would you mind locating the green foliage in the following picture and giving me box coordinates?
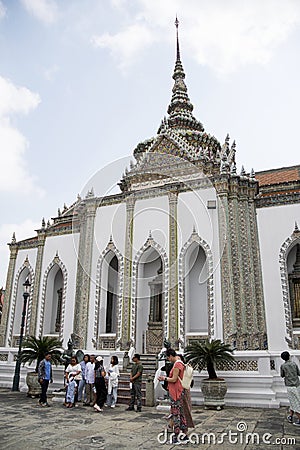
[184,339,235,379]
[19,335,63,372]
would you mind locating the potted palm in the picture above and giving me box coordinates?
[185,339,235,410]
[19,335,63,397]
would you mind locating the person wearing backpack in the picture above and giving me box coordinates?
[179,354,194,429]
[158,349,189,445]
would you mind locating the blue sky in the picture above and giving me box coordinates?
[0,0,300,286]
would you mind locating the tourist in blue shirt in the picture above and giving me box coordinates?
[38,352,53,407]
[78,354,90,402]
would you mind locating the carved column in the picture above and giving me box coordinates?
[28,230,46,336]
[237,181,257,349]
[215,176,236,344]
[168,190,179,345]
[0,243,18,346]
[228,176,247,337]
[73,198,97,348]
[122,196,135,348]
[247,182,267,348]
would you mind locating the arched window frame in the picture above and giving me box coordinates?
[178,231,214,346]
[39,253,68,339]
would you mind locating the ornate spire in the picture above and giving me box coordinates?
[165,17,204,132]
[175,16,180,62]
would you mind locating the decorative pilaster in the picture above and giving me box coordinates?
[28,230,46,336]
[247,184,267,348]
[168,190,179,345]
[121,196,135,348]
[237,181,257,348]
[228,177,247,337]
[216,172,267,350]
[73,198,97,348]
[215,176,237,344]
[0,241,18,346]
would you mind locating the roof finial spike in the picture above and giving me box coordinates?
[175,15,180,62]
[294,221,299,233]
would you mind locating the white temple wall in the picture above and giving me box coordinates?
[133,196,169,256]
[87,202,126,350]
[177,188,217,247]
[177,188,223,339]
[37,233,79,346]
[257,204,300,351]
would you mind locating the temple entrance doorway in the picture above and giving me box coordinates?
[136,247,164,354]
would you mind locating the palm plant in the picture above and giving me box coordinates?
[185,339,235,379]
[19,335,63,372]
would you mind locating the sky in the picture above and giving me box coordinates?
[0,0,300,286]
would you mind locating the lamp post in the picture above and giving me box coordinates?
[12,278,31,391]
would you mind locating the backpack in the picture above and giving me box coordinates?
[179,363,194,389]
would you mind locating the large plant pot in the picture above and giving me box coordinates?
[201,379,227,410]
[26,372,41,398]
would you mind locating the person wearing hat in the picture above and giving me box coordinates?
[93,356,107,412]
[126,353,143,412]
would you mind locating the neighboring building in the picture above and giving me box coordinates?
[0,23,299,407]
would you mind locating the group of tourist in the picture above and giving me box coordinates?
[64,353,120,412]
[37,347,300,444]
[37,352,120,411]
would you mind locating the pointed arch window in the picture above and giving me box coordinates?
[106,255,118,333]
[13,268,31,336]
[185,243,208,334]
[43,265,63,335]
[289,243,300,328]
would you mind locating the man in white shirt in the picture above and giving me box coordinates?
[84,354,95,406]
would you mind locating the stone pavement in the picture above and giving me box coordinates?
[0,388,299,450]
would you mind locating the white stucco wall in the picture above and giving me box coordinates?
[36,233,79,346]
[177,188,223,339]
[88,202,126,349]
[257,203,300,350]
[133,196,169,255]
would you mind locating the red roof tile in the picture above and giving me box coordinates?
[256,166,300,186]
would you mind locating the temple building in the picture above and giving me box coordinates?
[0,22,299,407]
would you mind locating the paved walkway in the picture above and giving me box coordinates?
[0,388,299,449]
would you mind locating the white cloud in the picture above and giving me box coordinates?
[21,0,58,25]
[0,1,6,19]
[0,219,40,286]
[91,23,155,72]
[92,0,300,74]
[0,75,44,196]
